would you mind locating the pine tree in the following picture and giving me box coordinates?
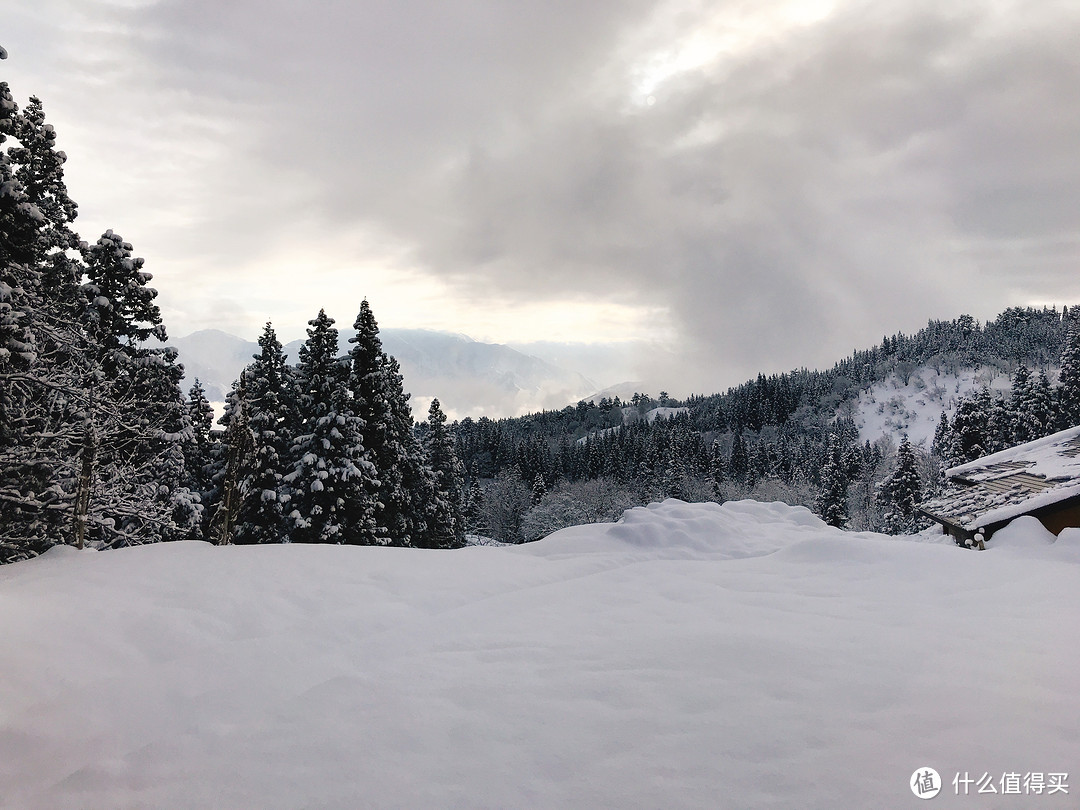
[816,434,849,528]
[709,439,725,500]
[76,231,192,547]
[182,378,216,539]
[1029,370,1055,440]
[421,397,464,548]
[232,323,296,545]
[660,449,685,499]
[2,61,192,560]
[347,299,428,546]
[985,392,1013,453]
[728,431,749,485]
[877,436,923,534]
[211,380,254,545]
[462,477,483,536]
[0,79,86,560]
[531,472,547,506]
[1010,364,1037,443]
[948,390,990,464]
[286,309,378,544]
[1058,326,1080,428]
[931,411,950,460]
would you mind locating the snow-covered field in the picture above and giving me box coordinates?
[2,500,1079,809]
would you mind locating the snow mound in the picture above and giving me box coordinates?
[527,498,829,560]
[990,515,1058,549]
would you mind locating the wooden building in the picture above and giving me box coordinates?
[918,425,1080,548]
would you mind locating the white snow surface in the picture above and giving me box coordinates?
[2,499,1079,809]
[850,366,1014,448]
[643,405,689,423]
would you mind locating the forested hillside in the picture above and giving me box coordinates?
[455,308,1080,542]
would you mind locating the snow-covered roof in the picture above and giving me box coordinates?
[919,425,1080,531]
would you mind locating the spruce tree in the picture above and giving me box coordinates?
[287,309,378,544]
[1029,370,1055,440]
[347,299,428,546]
[816,434,849,528]
[1009,364,1033,443]
[877,436,922,534]
[1058,326,1080,428]
[531,473,547,506]
[948,390,990,464]
[77,231,192,547]
[182,378,216,539]
[985,392,1013,453]
[0,78,85,559]
[709,439,725,500]
[728,431,749,485]
[421,397,464,548]
[232,323,295,545]
[931,411,950,460]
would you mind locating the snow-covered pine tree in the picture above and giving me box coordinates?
[77,230,194,547]
[287,309,378,544]
[877,436,923,534]
[816,434,849,528]
[709,439,725,500]
[10,96,79,263]
[931,411,950,460]
[181,378,216,539]
[232,323,296,545]
[1029,370,1056,440]
[0,81,84,560]
[210,378,256,545]
[948,389,990,464]
[421,397,465,548]
[660,448,686,499]
[985,391,1013,453]
[728,431,749,485]
[531,472,547,506]
[462,476,483,535]
[1058,326,1080,428]
[347,299,428,546]
[1010,364,1036,443]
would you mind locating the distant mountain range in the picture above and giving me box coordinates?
[170,328,614,419]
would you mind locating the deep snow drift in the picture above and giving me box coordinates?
[2,500,1079,809]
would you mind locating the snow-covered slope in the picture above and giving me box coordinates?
[2,500,1078,809]
[849,365,1019,448]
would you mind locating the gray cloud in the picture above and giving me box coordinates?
[6,0,1080,396]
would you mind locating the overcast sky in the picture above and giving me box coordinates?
[5,0,1080,395]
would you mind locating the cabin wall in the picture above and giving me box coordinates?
[1037,501,1080,536]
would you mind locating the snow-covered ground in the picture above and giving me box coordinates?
[850,366,1016,448]
[2,500,1079,809]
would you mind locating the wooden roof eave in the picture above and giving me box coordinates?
[916,507,973,537]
